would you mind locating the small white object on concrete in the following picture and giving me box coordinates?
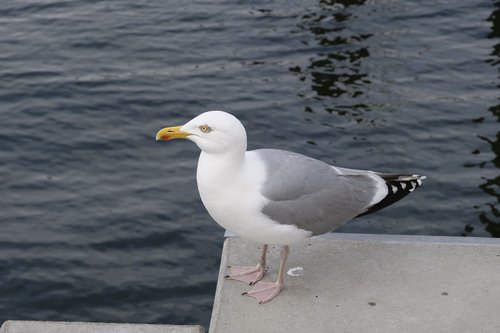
[286,267,304,277]
[0,321,204,333]
[210,233,500,333]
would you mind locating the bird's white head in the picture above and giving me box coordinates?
[156,111,247,154]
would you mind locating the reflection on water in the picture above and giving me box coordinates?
[475,3,500,237]
[291,0,371,121]
[292,0,499,237]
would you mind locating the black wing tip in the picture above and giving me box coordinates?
[356,173,425,218]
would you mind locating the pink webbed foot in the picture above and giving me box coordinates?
[243,281,283,304]
[225,264,265,285]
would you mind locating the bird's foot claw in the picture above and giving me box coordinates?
[225,265,265,284]
[243,281,283,304]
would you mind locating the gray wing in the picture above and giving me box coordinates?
[256,149,381,236]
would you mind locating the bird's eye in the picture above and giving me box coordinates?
[199,125,212,133]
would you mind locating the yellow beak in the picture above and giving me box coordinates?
[155,126,191,141]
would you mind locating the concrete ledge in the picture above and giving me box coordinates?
[0,321,204,333]
[210,233,500,333]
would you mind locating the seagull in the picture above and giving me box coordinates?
[156,111,425,304]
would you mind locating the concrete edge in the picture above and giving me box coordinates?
[0,320,205,333]
[208,238,231,333]
[224,230,500,246]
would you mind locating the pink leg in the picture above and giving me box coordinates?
[225,244,268,285]
[243,245,289,304]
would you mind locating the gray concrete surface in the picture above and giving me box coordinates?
[210,233,500,333]
[0,321,204,333]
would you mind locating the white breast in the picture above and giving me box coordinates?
[196,151,311,245]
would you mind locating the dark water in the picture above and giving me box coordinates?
[1,0,498,328]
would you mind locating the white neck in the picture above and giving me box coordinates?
[197,150,245,182]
